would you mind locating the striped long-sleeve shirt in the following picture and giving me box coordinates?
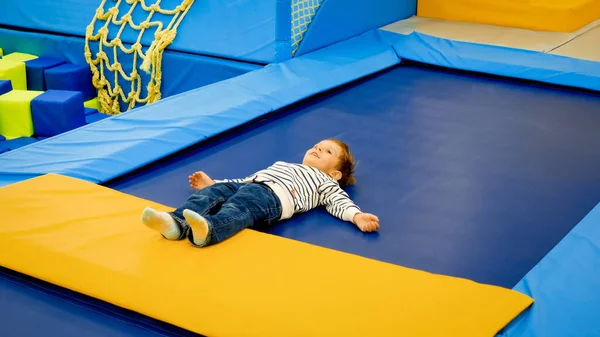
[215,161,361,222]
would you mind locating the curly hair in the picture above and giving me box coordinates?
[328,139,356,187]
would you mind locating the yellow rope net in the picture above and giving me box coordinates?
[291,0,323,56]
[84,0,195,115]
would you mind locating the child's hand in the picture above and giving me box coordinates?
[189,171,216,190]
[353,212,380,232]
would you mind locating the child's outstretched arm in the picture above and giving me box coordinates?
[318,181,380,232]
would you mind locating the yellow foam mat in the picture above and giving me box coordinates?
[0,174,533,337]
[418,0,600,33]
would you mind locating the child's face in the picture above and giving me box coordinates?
[302,140,343,180]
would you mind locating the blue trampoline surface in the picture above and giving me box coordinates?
[3,63,600,337]
[0,268,197,337]
[108,63,600,288]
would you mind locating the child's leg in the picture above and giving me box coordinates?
[184,183,282,247]
[142,182,242,240]
[171,182,242,222]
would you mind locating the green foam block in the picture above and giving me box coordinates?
[2,52,38,62]
[84,97,101,111]
[0,59,27,90]
[0,90,44,139]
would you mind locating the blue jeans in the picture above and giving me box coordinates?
[169,182,282,247]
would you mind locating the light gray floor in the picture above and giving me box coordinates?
[381,16,600,61]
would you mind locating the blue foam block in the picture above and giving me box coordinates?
[84,107,98,116]
[0,80,11,95]
[85,112,110,124]
[0,137,37,153]
[0,135,5,141]
[25,57,66,91]
[31,90,86,137]
[44,64,96,100]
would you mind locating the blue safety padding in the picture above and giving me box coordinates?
[44,64,97,101]
[274,0,293,62]
[25,57,66,91]
[0,27,261,102]
[31,90,86,137]
[0,0,284,63]
[0,29,400,187]
[0,79,11,95]
[499,203,600,337]
[0,137,38,153]
[295,0,415,56]
[381,31,600,92]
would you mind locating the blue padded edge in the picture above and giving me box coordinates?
[274,0,293,63]
[498,202,600,337]
[380,31,600,92]
[295,0,415,57]
[0,29,400,187]
[0,27,261,101]
[0,0,280,64]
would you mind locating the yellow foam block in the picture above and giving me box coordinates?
[0,59,27,90]
[2,52,38,62]
[0,174,533,337]
[418,0,600,33]
[0,48,3,57]
[0,90,43,139]
[84,97,101,110]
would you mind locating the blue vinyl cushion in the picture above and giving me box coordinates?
[24,57,65,91]
[44,64,96,100]
[31,90,86,137]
